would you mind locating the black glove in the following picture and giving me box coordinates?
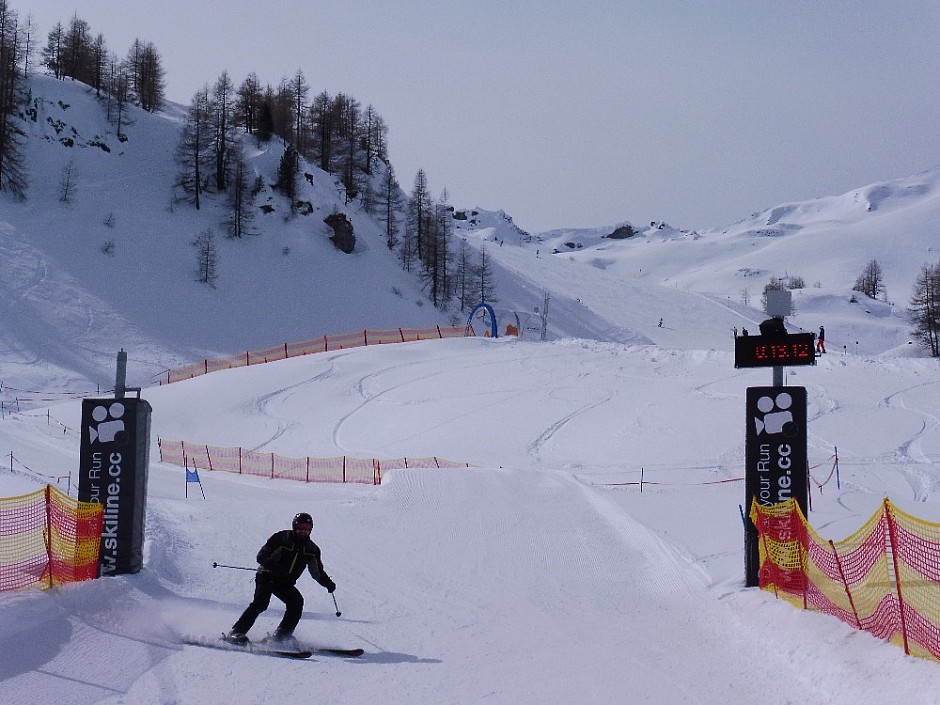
[325,578,336,593]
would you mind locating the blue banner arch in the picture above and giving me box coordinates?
[468,303,498,338]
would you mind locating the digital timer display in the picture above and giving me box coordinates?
[734,333,817,369]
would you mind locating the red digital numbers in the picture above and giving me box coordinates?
[735,333,817,368]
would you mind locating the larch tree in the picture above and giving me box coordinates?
[175,86,213,209]
[853,259,886,300]
[225,148,254,238]
[289,69,309,154]
[909,261,940,357]
[0,1,27,198]
[236,72,262,135]
[126,38,165,112]
[376,159,402,249]
[193,228,219,287]
[210,71,237,192]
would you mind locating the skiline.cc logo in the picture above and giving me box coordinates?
[753,392,796,436]
[88,402,127,445]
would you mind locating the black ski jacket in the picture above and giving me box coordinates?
[255,530,334,589]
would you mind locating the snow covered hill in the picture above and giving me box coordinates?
[2,74,937,404]
[1,72,940,705]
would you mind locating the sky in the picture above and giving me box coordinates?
[3,71,940,704]
[18,0,940,233]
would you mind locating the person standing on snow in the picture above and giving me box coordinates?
[816,326,826,354]
[226,512,336,646]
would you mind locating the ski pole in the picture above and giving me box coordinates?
[212,562,256,571]
[332,593,342,617]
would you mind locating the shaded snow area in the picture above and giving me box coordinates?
[1,75,940,704]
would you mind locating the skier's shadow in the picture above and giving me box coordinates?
[318,651,441,665]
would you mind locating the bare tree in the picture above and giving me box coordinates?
[176,86,213,209]
[126,38,165,112]
[377,159,402,249]
[40,21,63,78]
[0,2,27,198]
[193,228,219,287]
[235,72,262,135]
[853,258,886,300]
[210,70,237,191]
[105,52,131,138]
[407,169,431,264]
[476,242,497,304]
[909,261,940,356]
[334,93,361,203]
[275,143,299,211]
[225,148,254,238]
[309,90,334,172]
[289,68,309,153]
[58,159,76,202]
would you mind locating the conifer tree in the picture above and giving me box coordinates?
[275,143,299,211]
[0,1,27,198]
[176,87,213,209]
[909,261,940,356]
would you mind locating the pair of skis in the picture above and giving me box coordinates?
[184,635,363,660]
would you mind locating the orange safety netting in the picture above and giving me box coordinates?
[751,497,940,661]
[0,485,104,592]
[156,325,470,385]
[158,438,470,486]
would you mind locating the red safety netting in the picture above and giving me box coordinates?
[156,325,470,385]
[752,497,940,661]
[158,438,470,486]
[0,485,103,592]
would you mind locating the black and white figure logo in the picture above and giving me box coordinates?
[744,385,808,586]
[752,392,797,437]
[88,401,128,445]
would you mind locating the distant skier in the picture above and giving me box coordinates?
[816,326,826,354]
[226,512,336,647]
[658,318,663,328]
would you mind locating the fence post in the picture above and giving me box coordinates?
[884,499,910,655]
[270,453,275,479]
[364,330,368,346]
[796,503,809,610]
[206,445,214,472]
[306,456,310,483]
[238,447,243,474]
[44,485,54,589]
[834,447,840,489]
[399,328,405,342]
[342,456,347,483]
[829,539,862,629]
[284,342,289,359]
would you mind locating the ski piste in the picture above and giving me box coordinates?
[182,635,312,660]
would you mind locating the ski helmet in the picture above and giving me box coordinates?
[292,512,314,531]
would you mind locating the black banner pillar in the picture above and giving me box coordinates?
[744,386,807,587]
[77,397,152,575]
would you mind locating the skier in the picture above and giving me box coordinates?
[226,512,336,647]
[816,326,826,354]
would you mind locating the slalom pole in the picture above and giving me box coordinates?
[212,562,256,571]
[332,593,342,617]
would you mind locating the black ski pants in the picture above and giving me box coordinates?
[231,576,305,636]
